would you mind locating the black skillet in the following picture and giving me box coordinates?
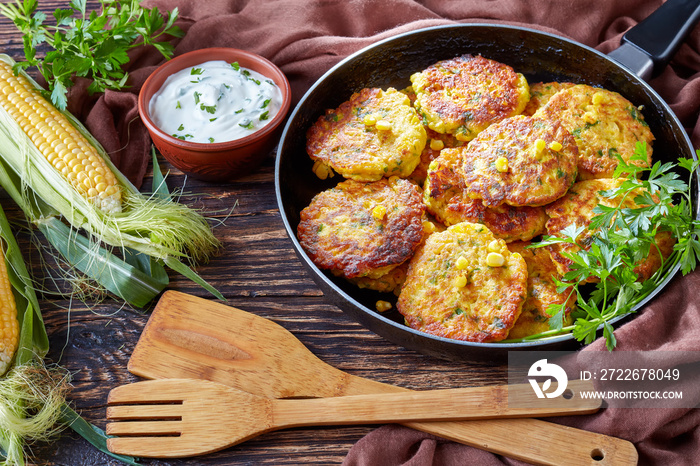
[275,0,700,362]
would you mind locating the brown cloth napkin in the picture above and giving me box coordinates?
[66,0,700,464]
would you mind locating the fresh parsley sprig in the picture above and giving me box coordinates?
[512,143,700,350]
[0,0,184,109]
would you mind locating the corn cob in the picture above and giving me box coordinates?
[0,60,122,214]
[0,242,19,375]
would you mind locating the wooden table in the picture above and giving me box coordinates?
[0,4,510,465]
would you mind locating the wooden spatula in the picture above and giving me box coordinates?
[128,291,638,465]
[106,378,600,458]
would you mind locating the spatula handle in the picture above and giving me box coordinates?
[339,373,637,466]
[271,380,599,427]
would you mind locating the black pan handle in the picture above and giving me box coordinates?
[608,0,700,81]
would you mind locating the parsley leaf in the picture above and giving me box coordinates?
[515,144,700,351]
[200,104,216,115]
[0,0,184,109]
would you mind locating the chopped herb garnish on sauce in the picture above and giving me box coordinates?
[191,67,204,75]
[200,104,217,114]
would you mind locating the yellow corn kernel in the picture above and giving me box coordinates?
[534,138,546,152]
[487,240,501,253]
[0,246,19,376]
[372,204,387,220]
[376,300,392,313]
[592,92,605,106]
[454,274,468,288]
[312,159,334,180]
[375,120,392,131]
[455,255,469,270]
[486,252,505,267]
[583,111,597,124]
[363,114,377,126]
[429,138,444,151]
[549,141,563,152]
[0,60,122,213]
[495,156,509,173]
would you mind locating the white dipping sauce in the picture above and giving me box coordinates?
[148,60,283,144]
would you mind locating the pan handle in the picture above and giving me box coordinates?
[608,0,700,81]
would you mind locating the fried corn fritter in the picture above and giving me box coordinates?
[348,253,410,295]
[545,178,675,282]
[534,84,654,180]
[407,127,466,186]
[306,87,426,181]
[397,222,528,342]
[423,147,547,242]
[506,241,576,339]
[347,218,443,295]
[461,115,579,208]
[410,54,530,141]
[522,81,575,116]
[297,177,426,279]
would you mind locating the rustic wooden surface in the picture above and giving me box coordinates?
[0,3,510,465]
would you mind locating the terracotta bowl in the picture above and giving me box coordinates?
[138,47,291,181]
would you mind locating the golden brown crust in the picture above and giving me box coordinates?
[297,177,426,279]
[345,218,444,295]
[306,87,426,181]
[423,147,547,242]
[506,241,576,339]
[534,84,654,180]
[397,222,528,342]
[461,115,579,207]
[410,55,530,140]
[347,259,410,295]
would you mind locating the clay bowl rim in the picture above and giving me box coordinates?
[138,46,292,154]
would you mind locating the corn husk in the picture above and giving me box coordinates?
[0,201,137,465]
